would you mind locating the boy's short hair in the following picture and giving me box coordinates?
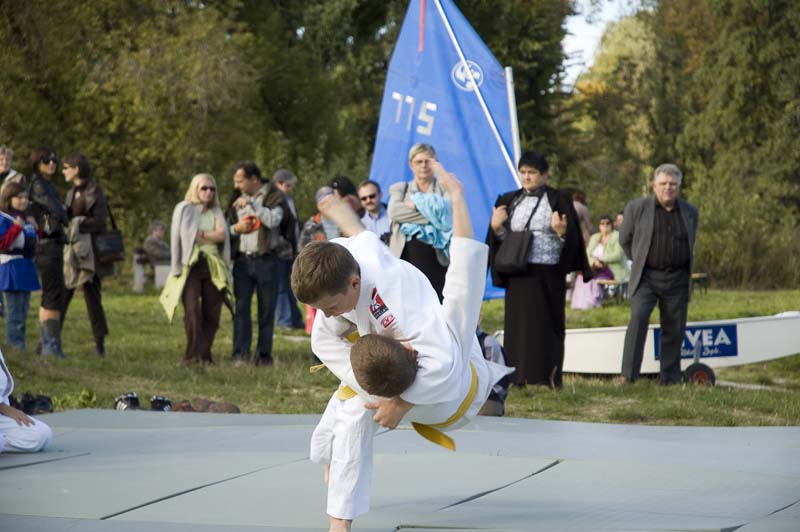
[291,240,360,303]
[351,334,417,397]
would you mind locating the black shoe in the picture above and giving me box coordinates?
[20,393,53,415]
[150,395,172,411]
[231,352,250,367]
[95,338,106,357]
[254,356,273,367]
[114,392,140,410]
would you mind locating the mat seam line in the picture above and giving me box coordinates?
[436,458,562,511]
[99,457,307,520]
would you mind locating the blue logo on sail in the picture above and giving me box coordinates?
[368,0,519,299]
[451,60,484,91]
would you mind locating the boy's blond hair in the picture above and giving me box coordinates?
[350,334,417,397]
[291,240,360,304]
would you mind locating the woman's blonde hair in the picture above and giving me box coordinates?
[408,143,436,162]
[185,173,220,207]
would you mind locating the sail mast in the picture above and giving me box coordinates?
[504,66,521,167]
[432,0,520,186]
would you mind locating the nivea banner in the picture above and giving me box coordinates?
[369,0,519,298]
[654,324,739,360]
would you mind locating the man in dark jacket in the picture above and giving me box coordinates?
[272,169,304,330]
[225,161,291,366]
[619,163,699,384]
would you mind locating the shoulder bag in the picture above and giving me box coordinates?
[95,204,125,264]
[493,195,542,275]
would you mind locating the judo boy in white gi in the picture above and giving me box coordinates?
[0,348,53,454]
[291,162,511,531]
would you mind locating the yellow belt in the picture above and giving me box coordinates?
[331,362,477,452]
[410,362,477,451]
[311,330,477,451]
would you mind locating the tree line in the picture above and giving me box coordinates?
[1,0,797,287]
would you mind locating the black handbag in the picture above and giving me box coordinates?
[95,205,125,264]
[493,196,541,275]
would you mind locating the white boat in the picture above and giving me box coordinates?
[498,312,800,375]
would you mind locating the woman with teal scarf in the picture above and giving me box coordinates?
[160,173,233,365]
[387,144,452,302]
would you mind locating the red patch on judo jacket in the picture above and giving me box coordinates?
[380,314,396,328]
[369,288,389,319]
[370,288,396,329]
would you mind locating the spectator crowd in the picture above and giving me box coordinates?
[0,140,697,456]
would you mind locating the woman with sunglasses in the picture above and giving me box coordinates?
[159,174,232,365]
[28,147,68,358]
[61,153,111,356]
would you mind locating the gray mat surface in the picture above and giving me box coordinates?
[1,410,798,531]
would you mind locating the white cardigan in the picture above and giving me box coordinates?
[169,201,230,276]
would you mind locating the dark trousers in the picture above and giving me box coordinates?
[232,253,278,362]
[4,291,30,349]
[621,268,689,384]
[400,237,447,303]
[182,257,223,363]
[275,256,304,329]
[62,275,109,342]
[504,264,566,388]
[35,239,66,311]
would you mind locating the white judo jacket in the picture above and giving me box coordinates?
[310,232,512,519]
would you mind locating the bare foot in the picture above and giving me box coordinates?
[329,516,352,531]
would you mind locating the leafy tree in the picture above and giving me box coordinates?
[677,0,800,287]
[563,13,657,217]
[0,0,263,231]
[0,0,581,246]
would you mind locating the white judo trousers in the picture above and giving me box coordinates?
[0,349,53,454]
[310,234,512,519]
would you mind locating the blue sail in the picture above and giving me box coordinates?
[368,0,519,299]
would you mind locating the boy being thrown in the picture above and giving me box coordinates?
[291,162,512,531]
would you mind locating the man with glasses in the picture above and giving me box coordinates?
[225,161,289,366]
[356,180,390,244]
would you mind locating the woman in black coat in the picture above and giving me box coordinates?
[28,147,69,357]
[61,153,111,356]
[486,151,592,388]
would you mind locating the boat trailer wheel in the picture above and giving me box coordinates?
[684,363,716,385]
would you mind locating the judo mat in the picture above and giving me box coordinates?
[1,410,798,531]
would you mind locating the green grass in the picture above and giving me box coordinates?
[6,286,800,426]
